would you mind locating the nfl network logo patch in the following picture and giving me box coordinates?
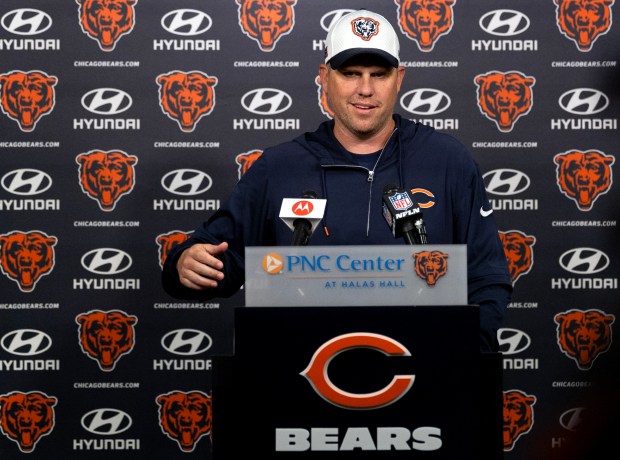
[390,192,413,210]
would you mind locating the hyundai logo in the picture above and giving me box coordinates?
[1,168,52,196]
[320,9,355,32]
[559,248,609,275]
[558,88,609,115]
[483,169,530,196]
[241,88,292,115]
[559,407,585,432]
[81,248,132,275]
[161,329,212,356]
[497,328,531,355]
[81,88,132,115]
[161,169,212,196]
[1,329,52,356]
[81,409,132,436]
[161,9,212,36]
[479,10,529,36]
[400,89,450,115]
[1,9,52,36]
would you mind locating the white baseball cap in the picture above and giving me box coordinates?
[324,9,400,69]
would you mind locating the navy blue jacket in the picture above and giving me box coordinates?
[162,115,512,351]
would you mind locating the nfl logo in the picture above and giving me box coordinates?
[389,192,413,210]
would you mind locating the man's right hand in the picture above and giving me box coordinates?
[176,242,228,290]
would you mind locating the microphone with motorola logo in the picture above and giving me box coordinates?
[382,184,428,245]
[279,191,327,246]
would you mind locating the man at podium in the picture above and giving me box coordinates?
[161,9,512,352]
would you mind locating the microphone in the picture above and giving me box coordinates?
[382,184,428,245]
[279,191,327,246]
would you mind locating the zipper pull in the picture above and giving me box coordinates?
[367,170,374,182]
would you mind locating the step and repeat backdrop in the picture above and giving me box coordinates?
[0,1,618,459]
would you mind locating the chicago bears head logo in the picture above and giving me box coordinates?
[236,0,297,51]
[76,0,138,51]
[499,230,535,284]
[0,391,57,453]
[395,0,457,52]
[555,309,614,370]
[156,230,192,269]
[351,16,379,40]
[503,389,536,451]
[156,71,218,132]
[76,150,138,211]
[554,150,614,211]
[235,149,263,179]
[554,0,615,51]
[475,71,535,133]
[413,250,448,286]
[156,390,212,452]
[0,70,57,132]
[0,230,57,292]
[315,75,333,119]
[76,309,138,371]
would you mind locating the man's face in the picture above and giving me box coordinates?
[319,55,405,142]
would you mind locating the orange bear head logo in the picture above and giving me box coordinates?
[0,70,57,132]
[0,230,57,292]
[76,150,138,211]
[554,0,614,51]
[503,389,536,451]
[76,0,138,51]
[475,71,535,133]
[156,390,212,452]
[76,309,138,371]
[395,0,457,52]
[236,0,297,51]
[0,391,57,453]
[499,230,535,284]
[315,75,334,119]
[413,250,448,286]
[235,149,263,179]
[554,150,614,211]
[156,71,218,132]
[555,309,614,370]
[156,230,192,269]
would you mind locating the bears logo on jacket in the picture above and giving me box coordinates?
[503,389,536,451]
[156,390,212,452]
[475,71,535,133]
[156,230,192,269]
[76,309,138,371]
[499,230,535,284]
[236,0,296,51]
[0,391,57,453]
[395,0,457,52]
[554,0,615,51]
[76,150,138,211]
[413,250,448,286]
[0,230,57,292]
[235,149,263,179]
[156,71,218,132]
[76,0,138,51]
[554,150,614,211]
[554,308,614,370]
[0,70,57,132]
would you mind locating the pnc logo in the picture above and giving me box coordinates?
[400,88,450,115]
[81,248,132,275]
[161,329,212,356]
[262,252,283,274]
[241,88,292,115]
[301,332,414,409]
[161,169,212,196]
[479,9,530,36]
[483,169,530,196]
[320,9,354,32]
[1,329,52,356]
[292,200,313,216]
[81,88,132,115]
[558,88,609,115]
[1,169,52,196]
[497,328,531,355]
[1,9,52,35]
[81,408,132,435]
[161,9,212,36]
[559,248,609,275]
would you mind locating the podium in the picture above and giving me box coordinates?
[212,246,503,459]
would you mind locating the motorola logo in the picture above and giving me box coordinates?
[1,9,52,35]
[161,169,212,196]
[558,88,609,115]
[81,409,132,436]
[81,248,132,275]
[1,168,52,195]
[320,9,355,32]
[241,88,292,115]
[483,169,530,196]
[1,329,52,356]
[559,248,609,275]
[81,88,132,115]
[400,89,450,115]
[479,10,529,36]
[497,328,531,355]
[161,329,212,356]
[161,9,212,36]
